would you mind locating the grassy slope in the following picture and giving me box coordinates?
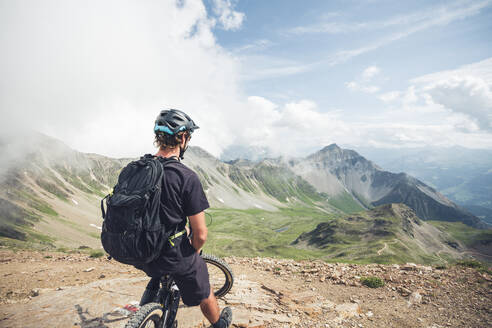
[292,206,441,265]
[327,191,365,214]
[203,205,491,265]
[203,206,332,260]
[428,221,492,249]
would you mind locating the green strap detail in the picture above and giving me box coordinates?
[168,230,186,247]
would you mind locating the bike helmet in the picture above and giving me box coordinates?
[154,109,199,135]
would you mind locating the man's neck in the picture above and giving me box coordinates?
[155,147,180,160]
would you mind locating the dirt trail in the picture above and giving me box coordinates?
[376,243,387,256]
[0,250,491,328]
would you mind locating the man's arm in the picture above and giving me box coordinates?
[188,211,208,253]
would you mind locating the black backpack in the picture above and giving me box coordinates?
[100,154,178,266]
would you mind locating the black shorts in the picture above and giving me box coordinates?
[138,234,211,306]
[172,255,210,306]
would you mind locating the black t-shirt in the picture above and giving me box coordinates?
[159,159,210,232]
[138,158,209,277]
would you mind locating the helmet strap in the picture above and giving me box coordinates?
[178,134,190,160]
[179,144,187,160]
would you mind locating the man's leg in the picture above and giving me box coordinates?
[199,289,220,323]
[200,289,232,328]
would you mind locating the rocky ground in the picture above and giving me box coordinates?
[0,250,490,328]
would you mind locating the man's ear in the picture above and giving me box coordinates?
[180,133,188,147]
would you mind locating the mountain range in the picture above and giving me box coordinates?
[221,144,492,225]
[0,132,489,262]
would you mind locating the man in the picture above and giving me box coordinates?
[138,109,232,328]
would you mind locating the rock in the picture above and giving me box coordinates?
[331,270,341,280]
[402,263,417,271]
[301,305,322,317]
[408,292,422,307]
[29,289,40,297]
[397,286,412,296]
[366,311,374,318]
[83,267,95,272]
[98,274,106,279]
[335,303,361,318]
[321,300,336,310]
[419,265,433,272]
[260,284,278,295]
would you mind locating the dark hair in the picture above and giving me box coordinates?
[154,131,188,149]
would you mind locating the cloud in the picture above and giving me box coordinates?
[398,57,492,131]
[346,82,380,94]
[0,0,245,158]
[411,57,492,85]
[233,39,272,53]
[1,1,491,163]
[225,97,352,156]
[238,55,314,81]
[289,0,491,36]
[212,0,245,31]
[346,66,381,94]
[325,0,492,66]
[362,66,380,80]
[424,76,492,131]
[379,91,401,103]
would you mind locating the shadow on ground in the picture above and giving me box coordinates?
[75,304,129,328]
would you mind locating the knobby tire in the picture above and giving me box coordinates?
[124,303,164,328]
[201,253,234,298]
[125,254,233,328]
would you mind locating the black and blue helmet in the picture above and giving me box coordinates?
[154,109,199,135]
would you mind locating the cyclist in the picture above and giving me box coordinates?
[137,109,232,328]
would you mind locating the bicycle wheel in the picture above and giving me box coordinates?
[202,253,234,298]
[124,303,165,328]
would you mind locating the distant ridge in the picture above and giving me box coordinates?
[0,133,487,252]
[290,144,486,228]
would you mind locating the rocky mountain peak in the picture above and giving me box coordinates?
[309,144,361,161]
[321,143,342,152]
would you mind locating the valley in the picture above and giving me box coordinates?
[0,132,491,266]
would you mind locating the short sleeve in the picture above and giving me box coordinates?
[183,172,210,216]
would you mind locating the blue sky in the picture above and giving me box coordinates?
[1,0,491,157]
[211,0,492,113]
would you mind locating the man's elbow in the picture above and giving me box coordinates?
[195,229,208,243]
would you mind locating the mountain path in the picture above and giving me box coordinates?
[376,243,387,256]
[0,250,491,328]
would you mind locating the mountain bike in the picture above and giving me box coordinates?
[124,253,234,328]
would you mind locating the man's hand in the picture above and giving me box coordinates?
[188,211,207,253]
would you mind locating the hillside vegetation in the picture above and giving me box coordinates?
[1,132,490,265]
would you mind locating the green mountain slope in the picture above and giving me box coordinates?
[292,204,491,264]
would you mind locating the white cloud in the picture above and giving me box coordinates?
[233,39,272,53]
[1,1,491,162]
[424,76,492,131]
[289,0,491,36]
[325,0,492,66]
[0,0,241,157]
[238,55,314,81]
[412,57,492,85]
[362,66,380,80]
[379,91,401,102]
[212,0,245,31]
[224,98,352,156]
[400,58,492,132]
[346,82,380,94]
[346,66,381,94]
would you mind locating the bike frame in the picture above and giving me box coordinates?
[155,275,180,328]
